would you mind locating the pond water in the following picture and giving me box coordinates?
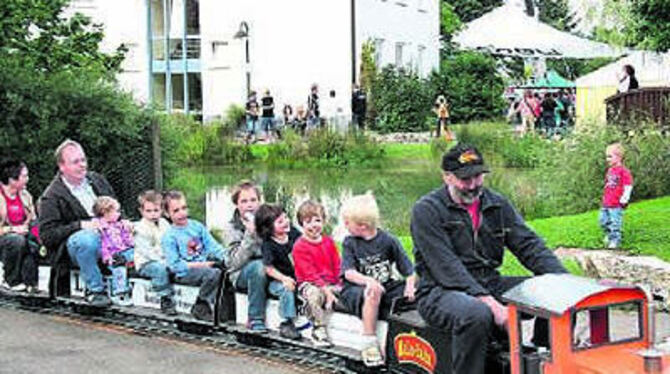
[173,158,442,238]
[173,158,537,239]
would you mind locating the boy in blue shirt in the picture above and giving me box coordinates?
[162,190,228,321]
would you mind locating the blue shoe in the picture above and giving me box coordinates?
[248,319,267,333]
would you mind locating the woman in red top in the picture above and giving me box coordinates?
[0,159,38,292]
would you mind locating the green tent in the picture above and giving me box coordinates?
[531,70,575,88]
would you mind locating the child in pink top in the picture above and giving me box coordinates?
[292,200,341,348]
[93,196,134,302]
[598,143,633,249]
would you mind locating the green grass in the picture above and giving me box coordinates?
[529,195,670,261]
[383,143,432,160]
[395,196,670,276]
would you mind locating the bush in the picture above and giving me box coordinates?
[160,113,253,168]
[429,52,507,123]
[371,67,433,133]
[0,57,156,215]
[265,129,385,167]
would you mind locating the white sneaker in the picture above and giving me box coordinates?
[10,283,27,292]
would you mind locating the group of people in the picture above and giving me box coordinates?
[0,137,634,373]
[507,88,575,137]
[244,83,368,142]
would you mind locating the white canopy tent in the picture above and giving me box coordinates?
[453,0,628,59]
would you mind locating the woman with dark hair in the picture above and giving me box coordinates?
[618,64,639,93]
[0,159,39,292]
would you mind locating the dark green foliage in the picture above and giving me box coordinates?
[0,56,155,216]
[630,0,670,52]
[371,67,434,133]
[0,0,125,75]
[536,0,578,32]
[429,52,507,123]
[445,0,503,23]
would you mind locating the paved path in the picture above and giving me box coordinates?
[0,308,302,374]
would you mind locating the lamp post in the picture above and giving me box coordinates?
[233,21,251,97]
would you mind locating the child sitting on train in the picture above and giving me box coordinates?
[133,190,176,315]
[292,200,342,348]
[255,203,301,340]
[162,190,228,322]
[340,193,416,367]
[92,196,135,306]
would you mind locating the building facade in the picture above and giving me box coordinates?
[68,0,440,121]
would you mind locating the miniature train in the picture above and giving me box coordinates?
[2,267,669,374]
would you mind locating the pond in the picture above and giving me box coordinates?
[171,158,537,239]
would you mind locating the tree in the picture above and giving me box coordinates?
[536,0,579,32]
[630,0,670,52]
[444,0,503,23]
[0,0,125,75]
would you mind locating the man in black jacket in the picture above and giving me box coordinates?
[39,139,117,306]
[351,84,366,131]
[410,143,567,374]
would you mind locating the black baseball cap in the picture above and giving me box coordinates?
[441,143,489,179]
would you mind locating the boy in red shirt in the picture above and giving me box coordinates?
[599,143,633,249]
[292,200,341,348]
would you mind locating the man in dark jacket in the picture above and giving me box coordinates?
[39,139,117,306]
[351,84,367,131]
[410,143,567,374]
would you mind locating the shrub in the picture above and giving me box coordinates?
[160,113,253,168]
[370,66,433,133]
[0,58,156,215]
[429,52,507,123]
[265,129,385,167]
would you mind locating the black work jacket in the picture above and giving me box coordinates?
[39,172,116,261]
[410,187,566,298]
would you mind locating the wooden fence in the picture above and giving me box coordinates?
[605,87,670,130]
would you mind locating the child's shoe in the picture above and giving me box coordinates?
[311,326,333,348]
[279,320,301,340]
[10,283,27,292]
[607,241,619,249]
[191,299,213,322]
[160,296,178,316]
[361,344,385,367]
[247,319,268,333]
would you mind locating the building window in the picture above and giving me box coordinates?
[374,39,385,69]
[417,45,425,74]
[149,0,201,113]
[395,42,404,67]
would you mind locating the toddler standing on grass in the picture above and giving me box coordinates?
[599,143,633,249]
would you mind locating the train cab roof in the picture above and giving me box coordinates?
[502,274,647,315]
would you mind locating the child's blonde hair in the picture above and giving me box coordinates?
[606,142,625,159]
[297,200,326,226]
[341,193,380,228]
[93,196,120,217]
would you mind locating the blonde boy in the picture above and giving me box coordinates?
[599,143,633,249]
[134,190,176,315]
[340,193,416,367]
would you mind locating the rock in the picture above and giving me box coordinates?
[556,247,670,311]
[369,132,432,144]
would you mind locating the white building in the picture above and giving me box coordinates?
[68,0,440,121]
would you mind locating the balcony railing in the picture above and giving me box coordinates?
[152,36,201,60]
